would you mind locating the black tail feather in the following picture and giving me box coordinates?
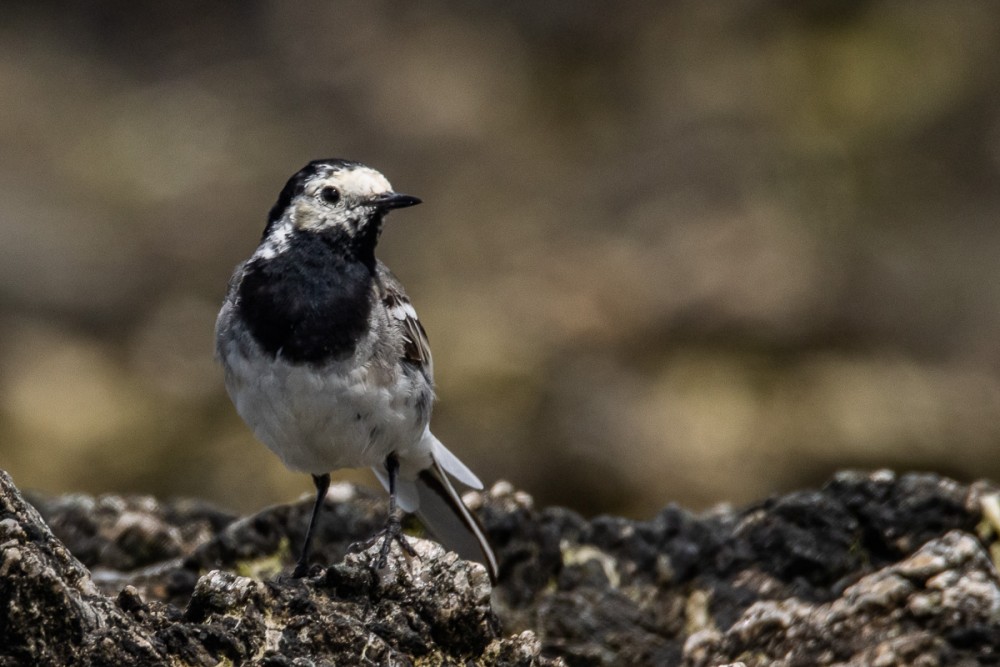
[416,462,498,584]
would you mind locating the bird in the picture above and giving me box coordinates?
[215,158,497,582]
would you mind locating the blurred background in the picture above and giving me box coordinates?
[2,1,1000,519]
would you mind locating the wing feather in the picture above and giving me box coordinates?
[378,266,433,376]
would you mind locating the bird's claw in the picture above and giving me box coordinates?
[350,516,417,571]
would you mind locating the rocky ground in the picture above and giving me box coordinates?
[2,468,1000,666]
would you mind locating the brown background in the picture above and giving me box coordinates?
[3,1,1000,518]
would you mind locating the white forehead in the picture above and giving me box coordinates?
[309,165,393,198]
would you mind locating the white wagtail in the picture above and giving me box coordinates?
[215,159,497,581]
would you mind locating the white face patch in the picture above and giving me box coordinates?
[291,164,395,234]
[322,166,393,199]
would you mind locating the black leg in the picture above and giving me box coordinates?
[293,473,331,578]
[346,454,416,570]
[375,453,416,568]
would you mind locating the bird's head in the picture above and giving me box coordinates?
[261,159,421,251]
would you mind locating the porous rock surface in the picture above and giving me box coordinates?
[4,469,1000,666]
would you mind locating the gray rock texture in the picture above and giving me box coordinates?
[4,469,1000,666]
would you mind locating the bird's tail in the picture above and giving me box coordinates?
[373,432,498,583]
[415,457,498,583]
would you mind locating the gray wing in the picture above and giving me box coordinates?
[377,263,433,379]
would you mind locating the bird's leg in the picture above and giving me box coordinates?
[349,454,417,568]
[293,473,331,578]
[375,453,417,569]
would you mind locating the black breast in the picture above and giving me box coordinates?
[237,232,374,364]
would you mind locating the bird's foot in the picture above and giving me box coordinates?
[350,515,417,571]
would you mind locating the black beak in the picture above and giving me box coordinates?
[373,192,422,210]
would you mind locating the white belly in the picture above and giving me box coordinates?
[224,356,430,474]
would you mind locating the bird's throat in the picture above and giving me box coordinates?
[239,231,376,364]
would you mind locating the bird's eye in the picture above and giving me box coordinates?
[319,187,341,205]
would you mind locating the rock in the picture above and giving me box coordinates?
[0,471,165,666]
[691,531,1000,666]
[4,468,1000,666]
[1,471,553,666]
